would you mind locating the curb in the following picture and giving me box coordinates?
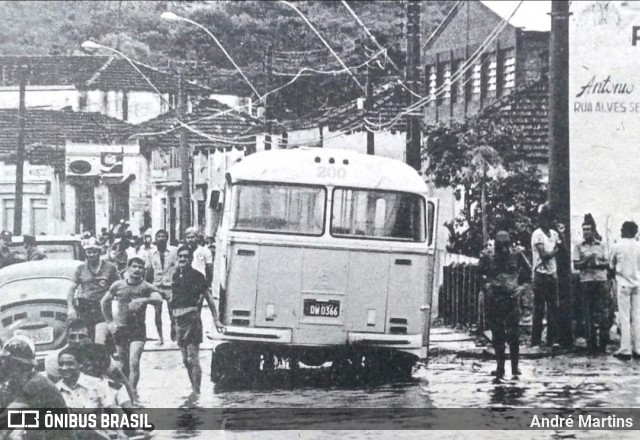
[429,345,573,360]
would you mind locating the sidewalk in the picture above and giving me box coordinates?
[428,326,570,359]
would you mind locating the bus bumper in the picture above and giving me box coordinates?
[215,326,292,343]
[347,332,422,353]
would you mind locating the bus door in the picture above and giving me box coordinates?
[423,198,439,355]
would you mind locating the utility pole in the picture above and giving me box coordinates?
[178,69,191,241]
[548,0,572,347]
[13,65,27,236]
[364,42,375,155]
[405,0,421,170]
[264,45,273,151]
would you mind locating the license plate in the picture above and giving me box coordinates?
[14,327,54,345]
[303,299,340,317]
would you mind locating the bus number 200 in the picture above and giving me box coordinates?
[317,166,346,179]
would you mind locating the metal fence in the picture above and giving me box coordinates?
[438,262,483,329]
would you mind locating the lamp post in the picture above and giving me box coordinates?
[161,12,260,99]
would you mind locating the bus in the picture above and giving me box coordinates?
[210,148,438,381]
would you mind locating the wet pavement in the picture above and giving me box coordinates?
[134,335,640,440]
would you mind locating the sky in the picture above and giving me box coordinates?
[480,1,552,32]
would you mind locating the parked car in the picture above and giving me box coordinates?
[7,235,85,261]
[0,260,82,359]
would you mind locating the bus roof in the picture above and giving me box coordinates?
[227,148,429,194]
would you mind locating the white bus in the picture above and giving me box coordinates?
[210,148,438,381]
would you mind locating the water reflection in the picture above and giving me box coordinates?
[214,367,421,393]
[489,384,527,406]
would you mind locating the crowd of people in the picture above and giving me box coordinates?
[481,208,640,382]
[0,225,223,439]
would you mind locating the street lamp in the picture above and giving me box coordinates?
[161,11,261,98]
[80,40,191,241]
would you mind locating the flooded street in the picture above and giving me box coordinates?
[135,346,640,440]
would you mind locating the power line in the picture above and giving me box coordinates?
[339,0,402,74]
[279,0,365,93]
[360,0,524,132]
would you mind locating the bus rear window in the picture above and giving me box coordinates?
[331,188,425,242]
[232,183,326,236]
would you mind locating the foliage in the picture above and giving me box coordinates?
[423,119,547,257]
[0,1,451,119]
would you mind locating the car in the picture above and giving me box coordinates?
[7,235,85,261]
[0,260,82,359]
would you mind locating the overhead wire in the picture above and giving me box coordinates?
[361,0,523,132]
[279,0,366,93]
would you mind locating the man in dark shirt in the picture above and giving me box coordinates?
[479,231,530,380]
[171,245,223,397]
[0,337,70,440]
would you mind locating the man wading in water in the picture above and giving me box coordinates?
[102,257,163,394]
[171,245,223,399]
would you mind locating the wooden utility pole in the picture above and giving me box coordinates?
[364,43,375,155]
[264,45,273,151]
[405,0,421,170]
[178,69,191,241]
[13,66,27,236]
[548,0,572,346]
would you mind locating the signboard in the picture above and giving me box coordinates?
[101,152,123,174]
[570,1,640,243]
[65,156,100,176]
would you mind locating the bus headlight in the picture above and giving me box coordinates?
[266,304,276,321]
[367,309,376,326]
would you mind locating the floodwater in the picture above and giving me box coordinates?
[135,346,640,440]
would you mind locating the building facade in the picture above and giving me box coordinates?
[422,1,549,125]
[0,108,139,236]
[135,98,268,244]
[0,56,209,124]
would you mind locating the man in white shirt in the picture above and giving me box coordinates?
[530,208,562,348]
[55,346,117,409]
[610,221,640,360]
[144,229,178,345]
[185,226,213,284]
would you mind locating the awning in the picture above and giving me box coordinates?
[101,174,135,185]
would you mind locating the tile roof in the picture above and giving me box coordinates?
[84,57,211,95]
[320,82,410,133]
[132,98,267,152]
[479,76,549,164]
[0,56,210,94]
[0,108,133,168]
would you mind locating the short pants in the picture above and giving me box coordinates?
[172,311,203,347]
[112,325,146,345]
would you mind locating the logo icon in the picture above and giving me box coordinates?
[7,410,40,428]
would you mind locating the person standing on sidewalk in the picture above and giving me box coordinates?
[573,215,611,353]
[185,226,213,283]
[145,229,178,346]
[479,231,529,380]
[609,221,640,360]
[171,245,223,398]
[531,208,563,349]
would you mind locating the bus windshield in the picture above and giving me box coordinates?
[331,188,425,242]
[231,183,326,236]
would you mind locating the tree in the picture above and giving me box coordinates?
[0,1,452,119]
[423,118,547,257]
